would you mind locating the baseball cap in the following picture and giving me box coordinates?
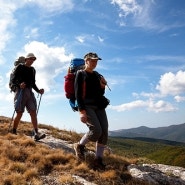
[84,52,102,60]
[25,53,36,60]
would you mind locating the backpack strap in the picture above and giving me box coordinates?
[81,70,87,99]
[94,71,111,91]
[71,70,87,112]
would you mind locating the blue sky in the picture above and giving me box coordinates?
[0,0,185,133]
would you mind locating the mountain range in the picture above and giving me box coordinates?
[109,123,185,143]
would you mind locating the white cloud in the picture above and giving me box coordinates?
[110,100,147,111]
[138,92,161,99]
[25,28,39,39]
[110,99,176,113]
[31,0,74,13]
[0,1,17,53]
[0,76,3,85]
[16,41,74,92]
[98,36,104,42]
[156,70,185,96]
[110,0,183,31]
[111,0,142,17]
[174,95,185,103]
[75,34,103,44]
[0,0,74,63]
[76,36,86,43]
[147,100,176,113]
[111,70,185,113]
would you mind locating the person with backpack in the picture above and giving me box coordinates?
[74,52,109,170]
[10,53,45,141]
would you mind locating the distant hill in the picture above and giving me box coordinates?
[109,123,185,143]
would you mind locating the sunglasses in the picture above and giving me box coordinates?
[27,57,36,61]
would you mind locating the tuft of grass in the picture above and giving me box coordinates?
[9,161,26,173]
[99,170,117,179]
[2,172,25,185]
[58,173,75,184]
[24,168,38,180]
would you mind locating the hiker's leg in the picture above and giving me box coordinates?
[94,144,106,170]
[95,142,105,158]
[29,110,46,141]
[94,109,108,170]
[85,106,102,142]
[26,91,45,141]
[96,109,108,146]
[29,110,38,133]
[13,112,23,129]
[26,89,38,132]
[79,133,89,145]
[74,106,100,160]
[13,89,25,133]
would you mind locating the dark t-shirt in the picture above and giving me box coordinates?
[12,64,39,92]
[75,70,105,111]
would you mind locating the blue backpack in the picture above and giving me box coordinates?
[64,58,85,111]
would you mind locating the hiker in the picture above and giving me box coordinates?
[74,52,109,170]
[11,53,45,141]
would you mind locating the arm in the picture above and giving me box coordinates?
[31,68,44,94]
[75,71,87,123]
[75,70,86,111]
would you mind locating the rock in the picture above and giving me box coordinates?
[128,163,185,185]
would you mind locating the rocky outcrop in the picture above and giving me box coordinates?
[128,163,185,185]
[39,129,185,185]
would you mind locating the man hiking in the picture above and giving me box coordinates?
[11,53,45,141]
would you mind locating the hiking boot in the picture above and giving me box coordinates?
[12,128,17,135]
[34,132,46,141]
[93,157,106,170]
[74,143,87,161]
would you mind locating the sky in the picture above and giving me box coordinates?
[0,0,185,133]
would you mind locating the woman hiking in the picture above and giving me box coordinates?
[74,52,109,170]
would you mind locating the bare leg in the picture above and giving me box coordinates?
[29,110,38,133]
[30,110,46,141]
[13,112,23,129]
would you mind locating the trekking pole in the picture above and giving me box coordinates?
[106,83,111,91]
[102,81,111,91]
[8,89,23,132]
[99,74,111,91]
[36,94,42,115]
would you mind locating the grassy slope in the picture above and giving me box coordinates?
[108,137,185,168]
[0,116,148,185]
[1,116,185,185]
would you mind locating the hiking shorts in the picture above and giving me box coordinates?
[14,88,37,113]
[85,105,109,145]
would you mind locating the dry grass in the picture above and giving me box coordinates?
[0,116,150,185]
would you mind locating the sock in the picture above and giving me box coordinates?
[79,133,89,146]
[95,143,105,158]
[34,128,38,134]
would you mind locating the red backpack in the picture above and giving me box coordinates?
[64,58,85,111]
